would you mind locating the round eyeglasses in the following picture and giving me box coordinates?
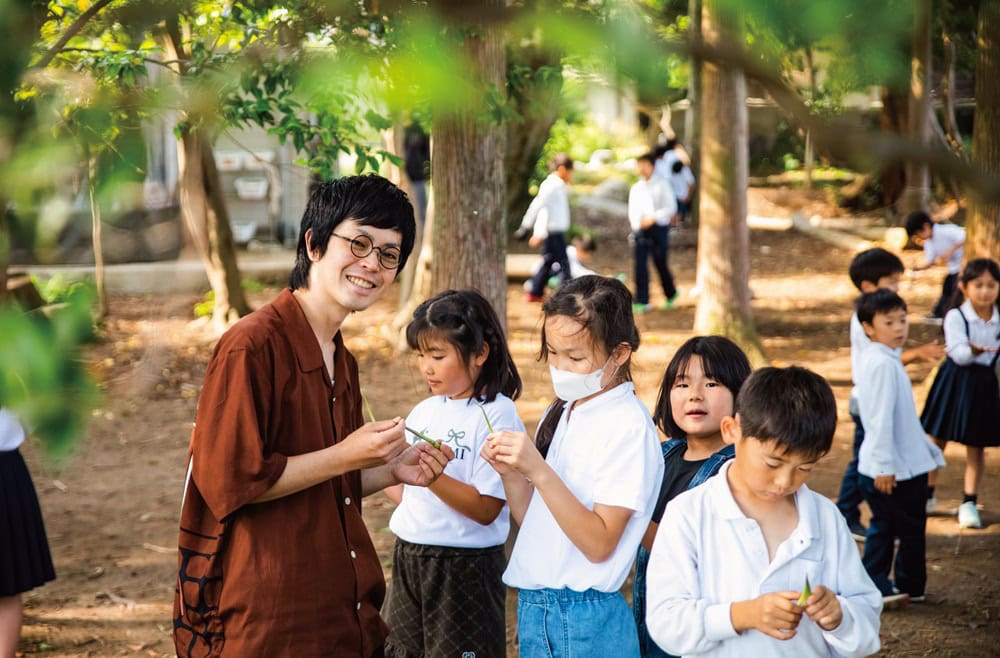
[331,232,401,270]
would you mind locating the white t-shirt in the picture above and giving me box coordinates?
[521,174,571,239]
[503,381,664,592]
[389,393,524,548]
[628,177,677,232]
[0,408,26,451]
[923,223,965,274]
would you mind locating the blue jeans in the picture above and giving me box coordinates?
[634,225,675,305]
[518,588,640,658]
[836,413,866,526]
[860,473,929,597]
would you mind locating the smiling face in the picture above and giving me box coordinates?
[862,307,909,350]
[669,354,734,441]
[960,270,1000,316]
[724,418,821,505]
[415,334,485,400]
[305,218,401,316]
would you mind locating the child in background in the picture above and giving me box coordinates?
[646,367,882,658]
[523,234,600,293]
[920,258,1000,529]
[629,152,678,313]
[633,336,753,658]
[383,289,525,658]
[483,275,663,657]
[517,153,574,303]
[905,211,966,321]
[1,407,56,658]
[836,248,944,538]
[669,159,695,224]
[856,290,946,605]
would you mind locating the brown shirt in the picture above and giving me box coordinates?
[173,289,387,657]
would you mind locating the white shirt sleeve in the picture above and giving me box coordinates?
[943,308,975,366]
[646,499,738,655]
[522,176,555,235]
[628,183,645,233]
[592,416,657,512]
[820,517,883,656]
[857,354,898,477]
[652,181,677,224]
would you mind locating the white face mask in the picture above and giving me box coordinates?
[548,356,616,403]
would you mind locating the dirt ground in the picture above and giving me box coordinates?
[17,213,1000,657]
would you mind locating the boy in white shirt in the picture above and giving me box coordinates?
[516,153,574,302]
[905,211,966,320]
[646,366,882,658]
[669,159,695,223]
[856,289,946,605]
[629,152,678,313]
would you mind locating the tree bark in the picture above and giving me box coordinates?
[694,0,766,365]
[87,156,108,319]
[430,3,508,325]
[686,0,702,226]
[898,0,933,216]
[941,31,964,156]
[967,0,1000,260]
[879,87,908,210]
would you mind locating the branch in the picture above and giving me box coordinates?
[33,0,118,70]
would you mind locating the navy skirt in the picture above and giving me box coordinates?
[0,449,56,596]
[921,359,1000,447]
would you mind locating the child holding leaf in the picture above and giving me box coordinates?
[383,290,524,658]
[646,367,882,657]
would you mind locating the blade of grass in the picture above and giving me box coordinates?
[362,391,376,423]
[405,425,441,449]
[477,401,495,433]
[795,575,812,607]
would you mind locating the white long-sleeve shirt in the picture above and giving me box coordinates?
[646,462,882,658]
[520,173,570,239]
[857,342,946,479]
[0,408,26,451]
[628,176,677,232]
[923,223,965,274]
[944,301,1000,367]
[848,312,902,409]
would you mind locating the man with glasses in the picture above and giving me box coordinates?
[174,175,455,657]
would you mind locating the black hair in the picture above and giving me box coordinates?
[950,258,1000,316]
[664,138,678,150]
[671,160,683,174]
[637,152,657,165]
[571,234,597,253]
[406,289,521,403]
[653,144,670,159]
[653,336,752,439]
[848,248,905,291]
[535,275,640,456]
[735,366,837,461]
[289,175,416,290]
[904,211,933,237]
[856,288,907,325]
[551,153,574,171]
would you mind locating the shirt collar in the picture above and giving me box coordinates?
[960,300,1000,325]
[565,380,637,415]
[272,289,351,394]
[707,462,822,539]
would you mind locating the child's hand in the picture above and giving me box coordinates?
[485,430,545,480]
[480,439,515,475]
[874,474,896,494]
[731,592,803,640]
[916,340,945,361]
[800,584,843,631]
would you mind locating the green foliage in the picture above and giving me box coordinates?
[194,279,265,318]
[31,274,97,305]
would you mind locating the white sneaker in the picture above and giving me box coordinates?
[882,592,910,609]
[925,496,937,515]
[958,501,982,529]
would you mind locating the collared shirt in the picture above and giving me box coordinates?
[669,165,695,202]
[654,150,681,181]
[646,462,883,658]
[503,381,664,592]
[0,408,26,451]
[945,301,1000,367]
[857,342,946,480]
[629,177,677,232]
[173,289,387,658]
[521,173,570,239]
[923,223,965,274]
[848,311,901,406]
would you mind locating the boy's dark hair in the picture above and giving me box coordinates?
[856,289,907,325]
[654,336,752,439]
[637,152,657,165]
[406,289,522,403]
[671,160,684,174]
[289,175,416,290]
[535,275,639,456]
[653,144,670,159]
[551,153,574,171]
[735,366,837,460]
[848,248,905,291]
[664,138,678,150]
[571,234,597,253]
[904,211,933,237]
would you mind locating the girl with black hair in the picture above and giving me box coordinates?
[482,275,663,657]
[383,289,524,658]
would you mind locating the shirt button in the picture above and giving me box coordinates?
[344,497,351,505]
[350,550,357,558]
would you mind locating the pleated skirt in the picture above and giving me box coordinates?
[921,359,1000,447]
[0,449,56,596]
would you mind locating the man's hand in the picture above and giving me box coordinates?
[874,474,896,494]
[391,441,454,487]
[731,592,804,640]
[341,419,408,470]
[800,584,843,631]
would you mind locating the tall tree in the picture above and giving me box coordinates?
[693,0,765,364]
[898,0,933,216]
[967,0,1000,259]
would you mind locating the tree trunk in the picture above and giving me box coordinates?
[804,45,817,188]
[898,0,932,216]
[694,0,766,365]
[967,0,1000,260]
[177,127,251,329]
[686,0,702,226]
[87,156,108,319]
[941,31,964,156]
[430,3,508,324]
